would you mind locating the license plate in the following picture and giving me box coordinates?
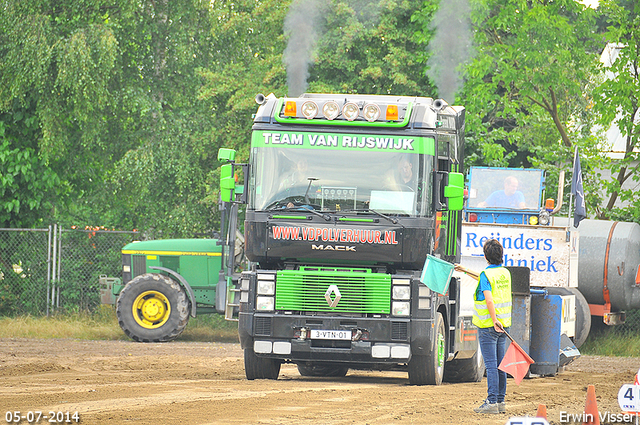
[310,329,352,340]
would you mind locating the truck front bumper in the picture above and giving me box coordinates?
[238,312,434,364]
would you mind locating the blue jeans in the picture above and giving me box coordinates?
[478,326,509,404]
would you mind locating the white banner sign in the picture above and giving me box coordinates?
[461,224,572,287]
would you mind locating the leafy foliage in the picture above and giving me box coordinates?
[590,1,640,221]
[460,0,600,167]
[1,0,639,231]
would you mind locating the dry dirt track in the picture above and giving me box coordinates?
[0,338,639,425]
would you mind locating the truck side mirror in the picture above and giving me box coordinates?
[220,163,235,203]
[444,172,464,211]
[218,148,236,162]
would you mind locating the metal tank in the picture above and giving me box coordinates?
[577,219,640,313]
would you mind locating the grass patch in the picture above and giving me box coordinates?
[580,328,640,357]
[0,307,126,340]
[0,306,238,342]
[178,314,239,343]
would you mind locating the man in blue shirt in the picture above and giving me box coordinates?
[477,176,526,209]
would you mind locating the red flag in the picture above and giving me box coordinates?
[499,339,534,385]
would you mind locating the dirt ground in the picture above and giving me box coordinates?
[0,338,639,425]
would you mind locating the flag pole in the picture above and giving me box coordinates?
[568,146,577,229]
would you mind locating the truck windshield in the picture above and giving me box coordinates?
[467,168,544,210]
[249,147,433,217]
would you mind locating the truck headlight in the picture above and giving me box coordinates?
[392,286,410,300]
[257,279,275,295]
[256,296,275,311]
[363,103,381,122]
[342,102,359,121]
[301,101,318,119]
[392,301,410,316]
[323,101,340,120]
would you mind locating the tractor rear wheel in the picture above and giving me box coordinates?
[116,273,190,342]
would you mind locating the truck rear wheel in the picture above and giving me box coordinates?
[569,288,591,348]
[116,273,190,342]
[408,312,447,385]
[443,348,485,383]
[297,363,349,377]
[545,287,591,348]
[244,347,281,380]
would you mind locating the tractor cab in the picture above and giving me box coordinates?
[465,167,551,226]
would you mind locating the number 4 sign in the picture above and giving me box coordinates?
[618,384,640,413]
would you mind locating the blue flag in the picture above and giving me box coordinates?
[571,148,586,227]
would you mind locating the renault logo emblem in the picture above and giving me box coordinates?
[324,285,341,308]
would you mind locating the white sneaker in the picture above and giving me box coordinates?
[474,400,500,414]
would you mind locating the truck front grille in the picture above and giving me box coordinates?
[275,268,391,314]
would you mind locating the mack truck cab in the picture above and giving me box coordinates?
[219,93,483,385]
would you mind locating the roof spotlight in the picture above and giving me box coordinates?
[342,102,360,121]
[301,101,318,119]
[322,101,340,120]
[363,104,381,122]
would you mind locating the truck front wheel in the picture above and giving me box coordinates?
[116,273,190,342]
[408,312,447,385]
[244,347,281,380]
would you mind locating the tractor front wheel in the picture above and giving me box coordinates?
[116,273,190,342]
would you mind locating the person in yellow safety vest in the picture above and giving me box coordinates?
[473,239,512,415]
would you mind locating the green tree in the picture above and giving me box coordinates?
[310,0,434,96]
[0,0,118,227]
[198,0,290,163]
[457,0,601,209]
[591,1,640,221]
[0,0,221,236]
[104,0,222,237]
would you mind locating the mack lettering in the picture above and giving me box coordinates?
[311,245,357,251]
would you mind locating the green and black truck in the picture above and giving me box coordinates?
[218,93,480,385]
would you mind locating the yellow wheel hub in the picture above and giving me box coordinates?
[133,290,171,329]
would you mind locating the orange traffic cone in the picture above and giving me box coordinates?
[536,404,547,419]
[582,385,600,425]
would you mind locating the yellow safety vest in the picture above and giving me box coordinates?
[473,267,512,329]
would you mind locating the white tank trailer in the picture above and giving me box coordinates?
[577,219,640,325]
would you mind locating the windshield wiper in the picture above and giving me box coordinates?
[347,209,402,226]
[267,204,331,221]
[290,206,331,221]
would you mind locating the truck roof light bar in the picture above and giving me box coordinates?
[274,98,412,127]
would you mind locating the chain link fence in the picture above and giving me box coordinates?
[0,227,139,316]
